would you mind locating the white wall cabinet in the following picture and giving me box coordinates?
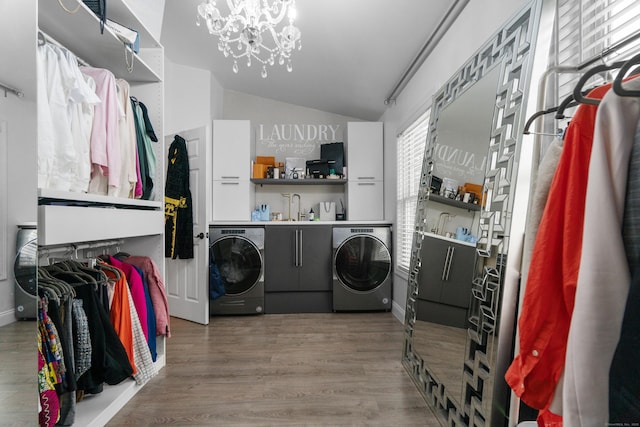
[212,180,251,221]
[213,120,251,180]
[212,120,252,220]
[347,122,384,220]
[347,181,384,221]
[35,0,166,425]
[347,122,384,181]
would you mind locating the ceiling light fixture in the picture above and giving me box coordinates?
[196,0,301,78]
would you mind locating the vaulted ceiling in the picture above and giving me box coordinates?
[161,0,454,120]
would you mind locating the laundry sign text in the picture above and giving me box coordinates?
[256,123,342,157]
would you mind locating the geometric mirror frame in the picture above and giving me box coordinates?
[402,2,543,426]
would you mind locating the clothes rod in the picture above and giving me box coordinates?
[0,81,24,98]
[38,30,91,67]
[383,0,470,105]
[38,239,125,257]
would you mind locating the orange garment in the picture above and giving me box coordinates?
[103,265,137,375]
[504,83,612,411]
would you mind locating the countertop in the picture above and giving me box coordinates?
[210,220,393,227]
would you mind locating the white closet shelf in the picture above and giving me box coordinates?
[38,205,164,246]
[38,188,163,209]
[73,355,165,427]
[38,0,162,82]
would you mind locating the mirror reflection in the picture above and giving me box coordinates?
[413,66,500,406]
[403,6,539,425]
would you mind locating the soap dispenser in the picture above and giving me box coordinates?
[308,208,315,221]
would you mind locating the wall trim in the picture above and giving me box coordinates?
[392,300,405,324]
[0,308,16,328]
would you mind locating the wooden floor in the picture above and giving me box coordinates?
[0,320,38,427]
[108,313,441,426]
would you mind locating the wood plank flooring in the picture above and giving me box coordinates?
[108,313,441,426]
[0,319,38,427]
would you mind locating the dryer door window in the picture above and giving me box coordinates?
[211,236,262,295]
[335,235,391,292]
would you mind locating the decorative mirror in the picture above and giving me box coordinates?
[402,3,543,426]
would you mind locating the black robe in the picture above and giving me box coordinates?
[165,135,194,259]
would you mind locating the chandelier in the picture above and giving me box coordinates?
[196,0,302,78]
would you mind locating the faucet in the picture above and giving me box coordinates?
[436,212,455,235]
[281,193,292,221]
[292,193,303,221]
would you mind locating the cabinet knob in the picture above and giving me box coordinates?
[195,232,207,240]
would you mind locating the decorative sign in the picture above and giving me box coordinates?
[256,123,342,158]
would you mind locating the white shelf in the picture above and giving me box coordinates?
[38,205,163,246]
[74,354,165,427]
[38,0,161,82]
[38,188,162,209]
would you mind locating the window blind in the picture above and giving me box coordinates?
[554,0,640,103]
[396,109,430,273]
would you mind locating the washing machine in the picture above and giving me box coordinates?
[333,226,392,311]
[209,226,264,315]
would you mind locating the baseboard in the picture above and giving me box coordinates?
[0,308,16,327]
[391,300,405,324]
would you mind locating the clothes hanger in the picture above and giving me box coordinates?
[572,59,628,105]
[523,103,575,135]
[613,52,640,97]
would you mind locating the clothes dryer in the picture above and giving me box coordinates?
[332,226,392,311]
[209,226,264,315]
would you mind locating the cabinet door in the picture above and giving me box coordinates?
[212,120,250,180]
[299,225,332,291]
[264,225,299,291]
[347,122,383,181]
[417,237,450,302]
[347,181,383,220]
[440,243,476,308]
[212,180,250,221]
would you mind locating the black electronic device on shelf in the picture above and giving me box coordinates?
[320,142,344,175]
[306,159,333,178]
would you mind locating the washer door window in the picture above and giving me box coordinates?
[335,235,391,292]
[210,236,262,295]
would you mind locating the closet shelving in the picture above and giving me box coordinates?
[36,0,166,425]
[38,0,161,82]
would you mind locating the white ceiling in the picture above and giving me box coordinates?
[161,0,453,121]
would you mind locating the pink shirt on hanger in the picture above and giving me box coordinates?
[80,66,122,189]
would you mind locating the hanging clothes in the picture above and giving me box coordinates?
[37,43,77,191]
[131,97,154,200]
[165,135,194,259]
[562,76,640,427]
[112,79,138,198]
[38,328,60,427]
[101,263,136,375]
[106,256,149,341]
[123,255,171,337]
[505,83,611,413]
[81,66,122,195]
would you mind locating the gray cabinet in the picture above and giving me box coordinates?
[264,224,332,313]
[417,235,476,327]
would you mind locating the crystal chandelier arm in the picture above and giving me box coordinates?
[258,1,291,26]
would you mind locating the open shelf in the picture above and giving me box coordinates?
[428,193,481,211]
[251,178,347,186]
[38,0,161,82]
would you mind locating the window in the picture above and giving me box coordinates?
[396,109,430,273]
[553,0,640,103]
